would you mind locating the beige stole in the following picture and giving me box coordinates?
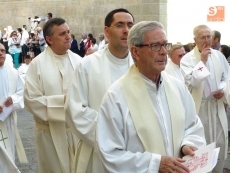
[75,48,133,172]
[39,47,79,173]
[119,65,185,156]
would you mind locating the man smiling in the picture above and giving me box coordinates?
[24,18,81,173]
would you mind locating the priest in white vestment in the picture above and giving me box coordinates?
[180,25,229,173]
[65,8,134,173]
[0,43,25,172]
[24,18,81,173]
[164,43,185,81]
[96,21,206,173]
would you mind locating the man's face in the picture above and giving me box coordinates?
[99,36,104,41]
[132,28,168,78]
[0,44,6,66]
[24,58,31,65]
[194,28,212,51]
[170,47,185,66]
[211,30,219,48]
[46,23,71,55]
[105,12,134,52]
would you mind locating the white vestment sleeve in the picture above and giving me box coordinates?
[65,62,97,146]
[96,85,160,173]
[11,74,24,111]
[180,58,210,88]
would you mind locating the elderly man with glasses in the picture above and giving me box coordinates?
[165,43,186,81]
[95,21,206,173]
[181,24,230,173]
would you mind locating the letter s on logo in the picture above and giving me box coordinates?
[208,6,217,16]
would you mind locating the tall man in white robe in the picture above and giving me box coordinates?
[96,21,206,173]
[180,25,229,173]
[164,43,185,81]
[0,43,25,172]
[65,8,134,173]
[24,18,82,173]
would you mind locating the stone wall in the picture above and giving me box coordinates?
[0,0,167,41]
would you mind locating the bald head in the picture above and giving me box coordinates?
[0,43,6,66]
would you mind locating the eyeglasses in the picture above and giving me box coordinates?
[109,23,134,30]
[0,49,6,53]
[198,35,212,41]
[136,43,172,51]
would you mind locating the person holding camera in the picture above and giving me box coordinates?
[8,30,21,68]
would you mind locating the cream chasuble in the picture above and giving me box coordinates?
[65,47,133,173]
[24,46,81,173]
[119,65,185,156]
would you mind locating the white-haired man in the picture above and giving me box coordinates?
[180,24,229,173]
[96,21,206,173]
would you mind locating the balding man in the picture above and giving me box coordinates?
[0,43,26,172]
[164,43,185,81]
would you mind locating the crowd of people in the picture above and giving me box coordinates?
[1,8,230,173]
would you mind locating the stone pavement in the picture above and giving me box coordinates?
[15,109,38,173]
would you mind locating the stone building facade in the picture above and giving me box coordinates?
[0,0,167,42]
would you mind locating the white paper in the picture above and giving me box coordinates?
[182,142,219,173]
[0,105,13,122]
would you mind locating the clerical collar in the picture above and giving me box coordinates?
[52,51,68,59]
[105,47,129,65]
[141,73,163,88]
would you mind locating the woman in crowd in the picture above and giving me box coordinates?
[8,30,21,68]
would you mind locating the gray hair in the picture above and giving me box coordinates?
[99,33,104,39]
[193,25,211,38]
[128,21,164,49]
[82,33,87,39]
[168,43,183,57]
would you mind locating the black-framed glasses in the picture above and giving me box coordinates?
[135,43,172,51]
